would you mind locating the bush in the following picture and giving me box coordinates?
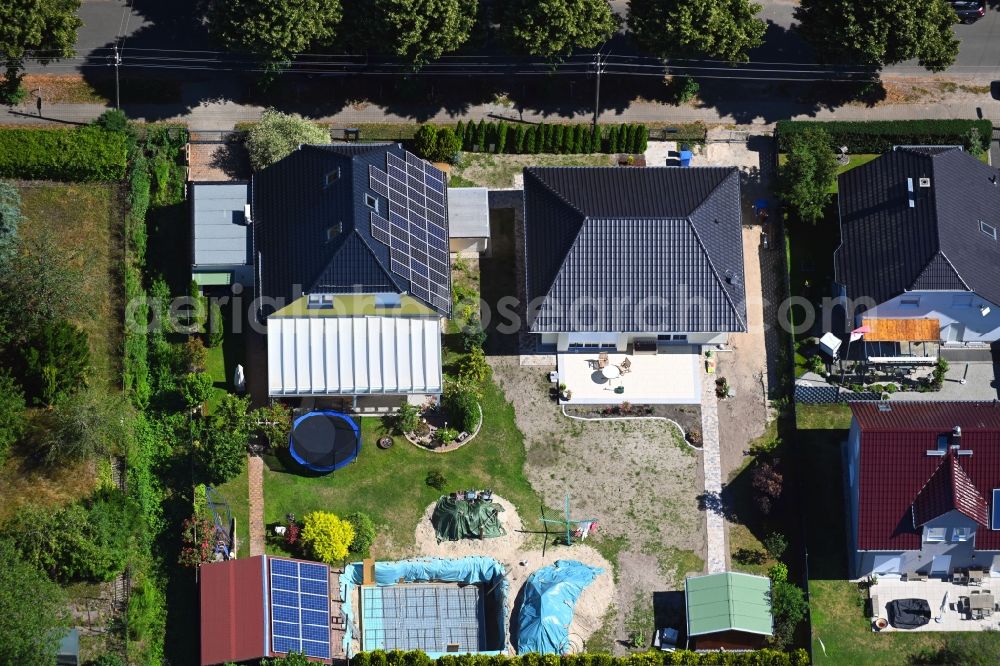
[435,427,459,445]
[443,389,479,433]
[763,532,788,559]
[667,74,700,104]
[496,123,509,154]
[461,324,487,351]
[394,402,421,434]
[255,401,292,448]
[301,511,355,564]
[31,389,130,466]
[0,371,26,465]
[606,125,619,153]
[178,515,216,568]
[92,109,130,134]
[436,127,462,163]
[768,562,789,584]
[179,372,214,408]
[21,318,91,406]
[426,469,447,490]
[182,337,209,372]
[0,127,129,181]
[245,110,330,171]
[207,301,225,348]
[414,124,439,160]
[775,119,993,154]
[349,650,810,666]
[770,581,807,649]
[346,511,377,556]
[752,460,784,514]
[457,347,491,386]
[0,179,22,254]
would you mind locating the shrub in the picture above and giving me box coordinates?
[414,124,439,160]
[435,127,462,163]
[752,461,784,514]
[346,511,377,556]
[768,562,789,584]
[301,511,355,564]
[667,74,700,104]
[207,301,225,348]
[93,109,130,134]
[770,581,807,649]
[606,125,619,153]
[514,125,527,153]
[632,124,649,153]
[763,532,788,559]
[31,389,130,466]
[0,179,22,254]
[426,469,447,490]
[435,427,459,445]
[255,401,292,448]
[524,126,538,153]
[496,123,509,154]
[444,389,479,433]
[775,119,993,154]
[552,125,565,154]
[463,120,476,150]
[0,371,26,465]
[475,119,487,151]
[455,121,464,147]
[0,539,70,666]
[461,324,487,351]
[21,318,91,406]
[457,347,492,386]
[183,337,209,372]
[0,127,129,181]
[394,402,421,434]
[245,110,330,171]
[178,515,216,567]
[180,372,214,408]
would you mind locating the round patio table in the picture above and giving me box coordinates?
[602,365,621,380]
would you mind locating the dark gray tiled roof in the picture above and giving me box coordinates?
[252,143,451,315]
[835,147,1000,306]
[523,167,747,333]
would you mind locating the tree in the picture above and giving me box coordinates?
[0,0,82,101]
[751,459,783,514]
[30,389,130,466]
[195,393,252,484]
[443,387,479,432]
[628,0,765,61]
[457,346,491,386]
[393,401,421,434]
[182,336,209,372]
[180,372,214,408]
[0,371,26,466]
[21,318,91,406]
[0,538,69,664]
[345,511,377,556]
[381,0,477,68]
[776,128,837,224]
[245,110,331,171]
[209,0,342,62]
[414,124,439,159]
[301,511,355,564]
[769,580,807,648]
[435,127,462,162]
[475,119,488,151]
[254,401,292,448]
[463,120,476,150]
[0,180,21,257]
[794,0,959,72]
[503,0,619,61]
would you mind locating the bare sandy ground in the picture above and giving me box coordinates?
[489,358,705,652]
[413,496,614,653]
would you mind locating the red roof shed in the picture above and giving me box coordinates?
[200,556,268,666]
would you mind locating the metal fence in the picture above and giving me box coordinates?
[794,383,882,404]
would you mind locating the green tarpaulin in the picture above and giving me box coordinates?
[431,496,506,542]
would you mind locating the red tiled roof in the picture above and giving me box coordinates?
[911,453,989,526]
[851,402,1000,551]
[200,556,267,666]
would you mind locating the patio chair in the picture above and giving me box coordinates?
[598,352,609,369]
[621,357,632,374]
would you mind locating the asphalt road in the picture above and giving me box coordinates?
[25,0,1000,81]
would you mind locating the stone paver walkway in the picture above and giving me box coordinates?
[700,370,726,574]
[248,455,265,557]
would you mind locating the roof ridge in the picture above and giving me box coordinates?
[684,171,747,331]
[949,453,989,525]
[309,229,401,294]
[524,168,590,219]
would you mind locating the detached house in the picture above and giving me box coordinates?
[253,144,451,407]
[845,401,1000,579]
[522,167,747,404]
[835,147,1000,345]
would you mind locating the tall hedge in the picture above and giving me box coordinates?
[452,122,646,156]
[776,119,992,154]
[0,127,129,181]
[350,649,810,666]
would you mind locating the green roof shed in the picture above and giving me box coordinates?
[685,572,773,639]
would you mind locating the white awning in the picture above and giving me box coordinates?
[267,316,442,396]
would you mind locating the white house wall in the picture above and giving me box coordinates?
[267,316,442,396]
[863,291,1000,343]
[544,331,730,351]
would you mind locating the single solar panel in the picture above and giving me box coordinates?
[269,558,331,658]
[993,489,1000,530]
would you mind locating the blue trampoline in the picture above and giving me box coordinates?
[289,411,361,473]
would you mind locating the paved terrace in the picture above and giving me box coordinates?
[557,350,700,405]
[872,577,1000,632]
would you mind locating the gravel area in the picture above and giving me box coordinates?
[489,357,705,651]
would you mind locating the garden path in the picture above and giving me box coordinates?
[700,375,727,574]
[248,455,265,557]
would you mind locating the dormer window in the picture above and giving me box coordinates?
[324,169,340,187]
[951,527,972,542]
[307,294,334,309]
[924,527,946,542]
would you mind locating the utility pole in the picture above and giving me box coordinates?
[112,44,121,110]
[592,51,603,131]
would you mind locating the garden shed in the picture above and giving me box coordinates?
[684,572,773,651]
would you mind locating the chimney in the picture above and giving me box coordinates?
[951,425,962,448]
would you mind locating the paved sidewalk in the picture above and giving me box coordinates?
[3,90,1000,131]
[248,454,265,557]
[700,370,727,574]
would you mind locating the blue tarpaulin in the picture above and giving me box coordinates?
[516,560,604,654]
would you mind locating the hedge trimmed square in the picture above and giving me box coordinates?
[0,127,129,181]
[775,119,992,154]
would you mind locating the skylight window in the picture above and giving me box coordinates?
[365,193,379,212]
[993,489,1000,530]
[982,220,998,240]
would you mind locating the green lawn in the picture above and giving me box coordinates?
[262,377,543,558]
[213,468,250,559]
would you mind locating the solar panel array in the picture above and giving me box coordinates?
[360,584,483,653]
[269,558,331,659]
[369,151,451,313]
